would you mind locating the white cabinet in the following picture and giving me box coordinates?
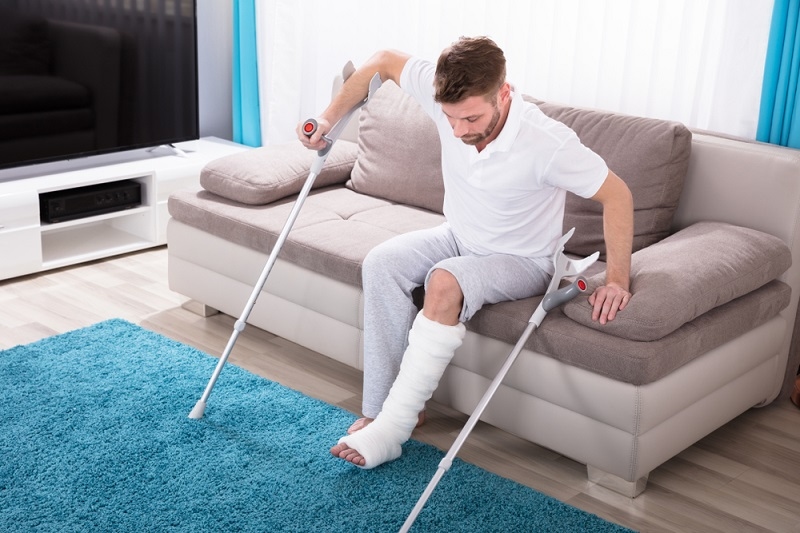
[0,189,42,279]
[0,137,248,281]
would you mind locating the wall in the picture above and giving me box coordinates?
[197,0,233,141]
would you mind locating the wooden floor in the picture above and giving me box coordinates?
[2,246,799,533]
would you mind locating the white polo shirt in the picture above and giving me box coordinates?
[400,57,608,268]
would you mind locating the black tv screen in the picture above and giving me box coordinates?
[0,0,198,170]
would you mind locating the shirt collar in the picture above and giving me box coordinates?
[472,87,522,159]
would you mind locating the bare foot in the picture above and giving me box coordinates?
[346,417,373,434]
[332,411,427,466]
[347,411,427,435]
[330,442,366,466]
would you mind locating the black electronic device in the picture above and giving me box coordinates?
[0,1,199,171]
[39,180,142,223]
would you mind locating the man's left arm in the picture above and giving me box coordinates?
[588,170,634,324]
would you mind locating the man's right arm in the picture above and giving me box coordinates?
[297,50,410,150]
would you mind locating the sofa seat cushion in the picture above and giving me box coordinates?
[562,221,793,341]
[467,279,791,385]
[168,186,445,287]
[199,140,359,206]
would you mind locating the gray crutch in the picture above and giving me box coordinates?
[189,70,383,419]
[399,228,599,532]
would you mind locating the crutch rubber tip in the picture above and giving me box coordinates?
[188,400,206,419]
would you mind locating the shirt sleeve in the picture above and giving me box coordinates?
[545,134,609,199]
[399,56,438,119]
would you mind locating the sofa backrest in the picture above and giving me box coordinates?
[346,81,693,260]
[530,98,692,259]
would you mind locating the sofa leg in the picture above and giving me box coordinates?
[587,466,649,498]
[181,299,219,318]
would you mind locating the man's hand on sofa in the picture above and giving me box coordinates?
[588,282,631,324]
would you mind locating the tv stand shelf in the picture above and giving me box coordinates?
[0,137,248,281]
[39,205,151,233]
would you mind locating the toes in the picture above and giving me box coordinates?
[330,443,366,466]
[345,450,365,466]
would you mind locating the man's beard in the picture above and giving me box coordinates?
[460,104,501,146]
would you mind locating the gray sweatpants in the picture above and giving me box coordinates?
[360,223,551,418]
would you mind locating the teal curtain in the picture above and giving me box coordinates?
[232,0,262,147]
[757,0,800,148]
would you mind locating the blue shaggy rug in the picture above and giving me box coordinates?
[0,319,633,532]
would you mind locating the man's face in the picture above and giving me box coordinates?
[440,85,508,147]
[441,95,500,146]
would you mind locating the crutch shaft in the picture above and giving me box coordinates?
[399,276,589,531]
[198,326,244,402]
[187,171,319,419]
[188,72,383,420]
[398,322,535,532]
[400,467,446,533]
[442,281,587,457]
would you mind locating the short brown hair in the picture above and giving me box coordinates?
[434,36,506,104]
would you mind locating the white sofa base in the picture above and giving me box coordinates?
[168,219,787,496]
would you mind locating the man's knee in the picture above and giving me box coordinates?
[423,269,463,324]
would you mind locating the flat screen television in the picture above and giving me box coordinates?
[0,0,198,173]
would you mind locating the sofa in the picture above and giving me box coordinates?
[166,79,800,497]
[0,9,122,166]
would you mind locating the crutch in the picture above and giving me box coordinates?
[188,69,383,420]
[399,228,599,532]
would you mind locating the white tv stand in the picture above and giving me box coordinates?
[0,137,249,281]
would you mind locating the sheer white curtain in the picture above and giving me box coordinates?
[255,0,774,145]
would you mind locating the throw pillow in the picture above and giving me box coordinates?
[562,221,792,341]
[200,140,359,205]
[346,81,445,214]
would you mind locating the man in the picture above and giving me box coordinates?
[298,37,634,469]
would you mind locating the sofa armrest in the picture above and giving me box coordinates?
[563,221,792,341]
[675,133,800,248]
[676,133,800,399]
[200,140,359,205]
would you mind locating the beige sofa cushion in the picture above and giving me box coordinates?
[562,221,792,341]
[531,98,693,260]
[169,186,445,287]
[169,186,792,385]
[467,279,790,385]
[346,81,445,214]
[200,141,359,205]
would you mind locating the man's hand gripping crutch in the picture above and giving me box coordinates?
[399,227,599,532]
